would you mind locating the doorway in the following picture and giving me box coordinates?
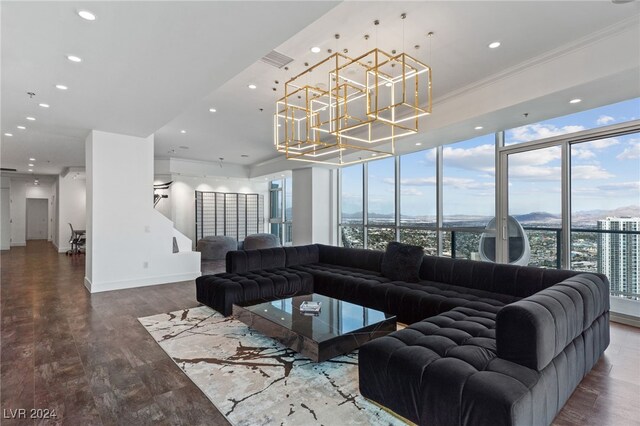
[26,198,49,240]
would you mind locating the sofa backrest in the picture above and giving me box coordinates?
[418,255,590,298]
[317,244,383,272]
[226,247,287,273]
[284,245,320,267]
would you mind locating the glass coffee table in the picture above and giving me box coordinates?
[232,293,397,362]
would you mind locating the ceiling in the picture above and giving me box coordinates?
[2,1,639,177]
[0,1,339,175]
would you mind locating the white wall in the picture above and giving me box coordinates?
[168,175,268,247]
[56,176,86,252]
[0,177,10,250]
[9,180,26,246]
[85,130,200,293]
[292,167,332,245]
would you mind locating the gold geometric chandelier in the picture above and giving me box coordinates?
[274,21,432,165]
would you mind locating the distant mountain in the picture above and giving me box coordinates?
[341,205,639,225]
[513,212,561,223]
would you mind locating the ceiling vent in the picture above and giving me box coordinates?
[260,50,294,69]
[0,168,17,172]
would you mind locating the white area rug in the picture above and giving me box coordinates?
[138,306,406,426]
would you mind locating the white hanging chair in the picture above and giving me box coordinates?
[479,216,531,266]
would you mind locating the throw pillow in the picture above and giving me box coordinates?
[381,241,424,283]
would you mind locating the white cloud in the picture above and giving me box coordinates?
[572,165,615,180]
[616,140,640,161]
[508,123,585,143]
[440,143,494,173]
[397,177,436,186]
[401,187,424,196]
[509,146,561,167]
[596,115,615,125]
[597,181,640,192]
[442,177,494,190]
[579,137,619,150]
[572,148,596,160]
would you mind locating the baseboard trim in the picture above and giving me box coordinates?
[87,271,200,293]
[10,242,26,247]
[610,312,640,328]
[84,277,92,292]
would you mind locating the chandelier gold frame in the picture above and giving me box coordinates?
[274,47,431,165]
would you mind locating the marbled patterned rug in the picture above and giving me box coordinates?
[138,306,406,426]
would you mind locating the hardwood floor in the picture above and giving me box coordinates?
[1,241,639,425]
[1,241,229,425]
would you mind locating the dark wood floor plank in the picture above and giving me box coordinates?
[2,241,638,426]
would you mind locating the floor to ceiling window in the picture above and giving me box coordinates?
[570,132,640,300]
[367,157,396,250]
[339,164,364,248]
[338,97,640,312]
[399,149,437,255]
[442,134,496,259]
[269,177,292,245]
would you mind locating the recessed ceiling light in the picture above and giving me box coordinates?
[209,108,217,113]
[248,84,257,89]
[311,46,321,53]
[17,126,26,130]
[372,153,377,157]
[415,142,422,146]
[55,84,68,90]
[29,158,36,161]
[38,103,50,108]
[28,169,33,172]
[180,130,186,134]
[277,124,282,127]
[488,41,501,49]
[385,82,392,87]
[28,163,34,167]
[77,10,96,21]
[4,133,13,137]
[26,117,36,121]
[67,55,82,63]
[474,126,484,130]
[569,98,582,104]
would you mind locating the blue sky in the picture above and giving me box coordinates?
[341,98,640,220]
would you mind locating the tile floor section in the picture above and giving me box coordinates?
[1,241,638,425]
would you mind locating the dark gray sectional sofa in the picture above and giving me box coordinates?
[195,243,610,426]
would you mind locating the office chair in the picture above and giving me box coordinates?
[66,223,86,255]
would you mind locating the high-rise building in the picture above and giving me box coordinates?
[597,217,640,299]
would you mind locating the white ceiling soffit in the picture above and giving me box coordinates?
[156,0,640,169]
[0,1,340,175]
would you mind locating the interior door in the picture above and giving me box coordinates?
[26,198,49,240]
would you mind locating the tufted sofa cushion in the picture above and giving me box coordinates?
[496,273,610,370]
[359,305,610,426]
[359,303,500,425]
[195,268,313,316]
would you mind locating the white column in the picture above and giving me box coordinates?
[292,167,332,245]
[85,130,200,292]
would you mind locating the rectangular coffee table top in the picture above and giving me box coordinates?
[232,293,396,362]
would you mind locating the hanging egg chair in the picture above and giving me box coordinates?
[479,216,531,266]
